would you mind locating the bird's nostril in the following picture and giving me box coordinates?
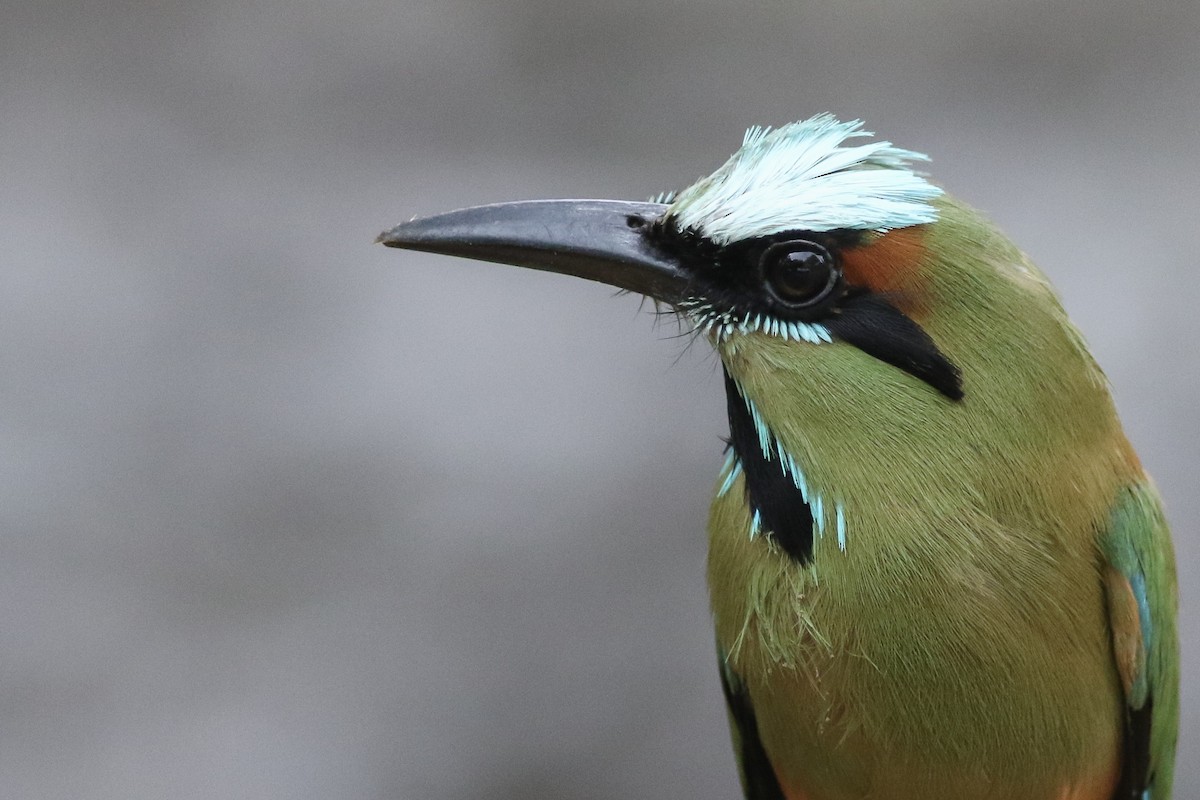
[626,215,645,229]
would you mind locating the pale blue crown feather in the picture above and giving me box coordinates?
[664,114,943,245]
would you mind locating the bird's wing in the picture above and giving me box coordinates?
[1099,481,1179,800]
[717,646,786,800]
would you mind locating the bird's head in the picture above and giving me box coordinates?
[380,115,1128,561]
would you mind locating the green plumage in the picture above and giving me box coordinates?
[707,197,1178,799]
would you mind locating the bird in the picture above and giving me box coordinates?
[377,114,1178,800]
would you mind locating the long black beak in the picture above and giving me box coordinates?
[377,199,687,302]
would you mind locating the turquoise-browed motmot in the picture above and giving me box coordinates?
[379,115,1178,800]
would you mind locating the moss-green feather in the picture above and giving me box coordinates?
[706,196,1171,799]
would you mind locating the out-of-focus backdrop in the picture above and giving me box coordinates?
[3,2,1197,797]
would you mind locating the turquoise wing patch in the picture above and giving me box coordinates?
[1099,482,1179,800]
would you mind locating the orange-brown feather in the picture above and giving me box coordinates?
[839,227,930,314]
[1103,566,1145,700]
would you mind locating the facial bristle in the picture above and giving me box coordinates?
[678,299,833,346]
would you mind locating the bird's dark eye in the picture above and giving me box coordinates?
[760,240,840,309]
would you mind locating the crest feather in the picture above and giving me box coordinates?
[665,114,942,244]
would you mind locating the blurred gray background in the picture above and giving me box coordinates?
[3,1,1197,797]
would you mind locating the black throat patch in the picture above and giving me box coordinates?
[723,369,815,564]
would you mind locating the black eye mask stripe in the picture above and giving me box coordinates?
[825,293,963,400]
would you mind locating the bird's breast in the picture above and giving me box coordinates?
[706,483,1122,800]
